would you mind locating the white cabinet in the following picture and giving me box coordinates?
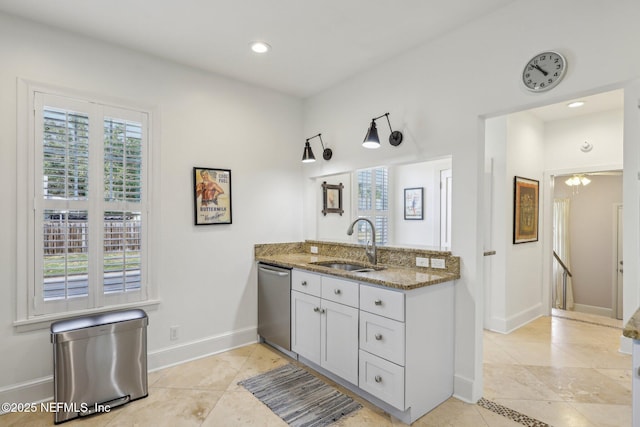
[291,268,454,425]
[291,270,359,385]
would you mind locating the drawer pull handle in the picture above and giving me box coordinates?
[301,281,308,286]
[374,333,383,340]
[334,289,341,295]
[374,375,382,383]
[374,299,383,306]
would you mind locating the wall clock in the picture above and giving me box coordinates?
[522,51,567,92]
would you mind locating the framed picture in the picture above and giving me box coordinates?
[513,176,539,243]
[404,187,423,220]
[193,167,232,225]
[321,181,344,216]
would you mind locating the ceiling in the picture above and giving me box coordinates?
[0,0,517,98]
[0,0,623,118]
[527,90,623,122]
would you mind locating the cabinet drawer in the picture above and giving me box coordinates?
[360,285,404,321]
[321,276,359,308]
[359,350,405,410]
[359,311,405,366]
[292,270,321,296]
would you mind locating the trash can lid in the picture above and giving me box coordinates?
[51,308,147,334]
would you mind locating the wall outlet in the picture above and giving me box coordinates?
[310,246,318,254]
[416,257,429,267]
[431,258,446,269]
[170,326,179,341]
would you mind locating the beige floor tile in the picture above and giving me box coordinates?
[569,402,632,427]
[483,363,562,401]
[201,389,287,427]
[555,342,631,369]
[498,341,590,367]
[483,340,520,365]
[493,399,598,427]
[412,397,489,427]
[153,350,251,391]
[227,344,291,391]
[525,365,631,404]
[106,388,222,427]
[595,368,633,392]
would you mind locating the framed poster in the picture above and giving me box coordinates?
[193,167,232,225]
[513,176,538,243]
[404,187,423,220]
[321,181,344,216]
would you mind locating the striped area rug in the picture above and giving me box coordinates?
[238,364,362,427]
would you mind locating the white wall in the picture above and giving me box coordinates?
[0,13,303,401]
[302,0,640,402]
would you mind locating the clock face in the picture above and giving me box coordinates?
[522,51,566,92]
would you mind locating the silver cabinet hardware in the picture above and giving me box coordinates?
[313,307,320,312]
[301,281,307,286]
[374,299,382,306]
[374,375,382,383]
[334,289,341,295]
[374,333,382,340]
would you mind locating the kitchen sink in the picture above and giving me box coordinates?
[311,261,384,273]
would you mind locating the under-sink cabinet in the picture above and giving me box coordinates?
[289,268,455,424]
[291,270,359,385]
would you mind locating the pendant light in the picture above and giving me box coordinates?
[362,112,403,149]
[301,133,332,163]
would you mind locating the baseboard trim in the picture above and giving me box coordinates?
[453,373,479,403]
[485,303,543,334]
[0,327,258,408]
[573,303,613,318]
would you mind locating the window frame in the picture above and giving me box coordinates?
[15,80,159,330]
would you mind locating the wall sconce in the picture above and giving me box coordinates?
[363,112,403,149]
[302,133,332,163]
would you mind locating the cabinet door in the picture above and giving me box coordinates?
[321,299,359,385]
[291,290,321,364]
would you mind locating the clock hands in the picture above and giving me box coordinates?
[532,64,548,76]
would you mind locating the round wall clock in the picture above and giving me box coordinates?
[522,51,567,92]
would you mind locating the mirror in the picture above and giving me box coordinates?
[315,157,452,250]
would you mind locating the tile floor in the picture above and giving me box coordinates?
[1,313,631,426]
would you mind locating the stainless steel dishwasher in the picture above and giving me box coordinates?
[258,262,292,351]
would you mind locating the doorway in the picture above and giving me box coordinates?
[483,89,624,333]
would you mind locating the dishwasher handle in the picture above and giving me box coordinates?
[259,266,290,277]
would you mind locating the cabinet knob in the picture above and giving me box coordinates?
[320,308,326,314]
[313,307,320,312]
[374,299,382,306]
[334,289,341,295]
[374,375,382,383]
[374,333,383,341]
[301,281,307,286]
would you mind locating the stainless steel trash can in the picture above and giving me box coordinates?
[50,309,148,424]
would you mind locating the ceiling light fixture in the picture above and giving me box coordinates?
[565,174,591,187]
[363,112,403,149]
[250,41,271,54]
[302,133,332,163]
[567,101,585,108]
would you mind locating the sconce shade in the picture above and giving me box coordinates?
[362,120,381,149]
[302,141,316,163]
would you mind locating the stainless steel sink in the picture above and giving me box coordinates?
[312,261,384,273]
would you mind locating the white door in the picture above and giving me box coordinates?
[321,299,359,385]
[291,290,321,364]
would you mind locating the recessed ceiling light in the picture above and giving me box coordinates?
[567,101,585,108]
[250,41,271,54]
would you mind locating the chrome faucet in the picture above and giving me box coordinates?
[346,218,377,265]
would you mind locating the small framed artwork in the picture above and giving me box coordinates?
[321,181,344,216]
[193,167,232,225]
[513,176,539,243]
[404,187,423,220]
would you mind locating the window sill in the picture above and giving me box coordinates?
[13,299,161,333]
